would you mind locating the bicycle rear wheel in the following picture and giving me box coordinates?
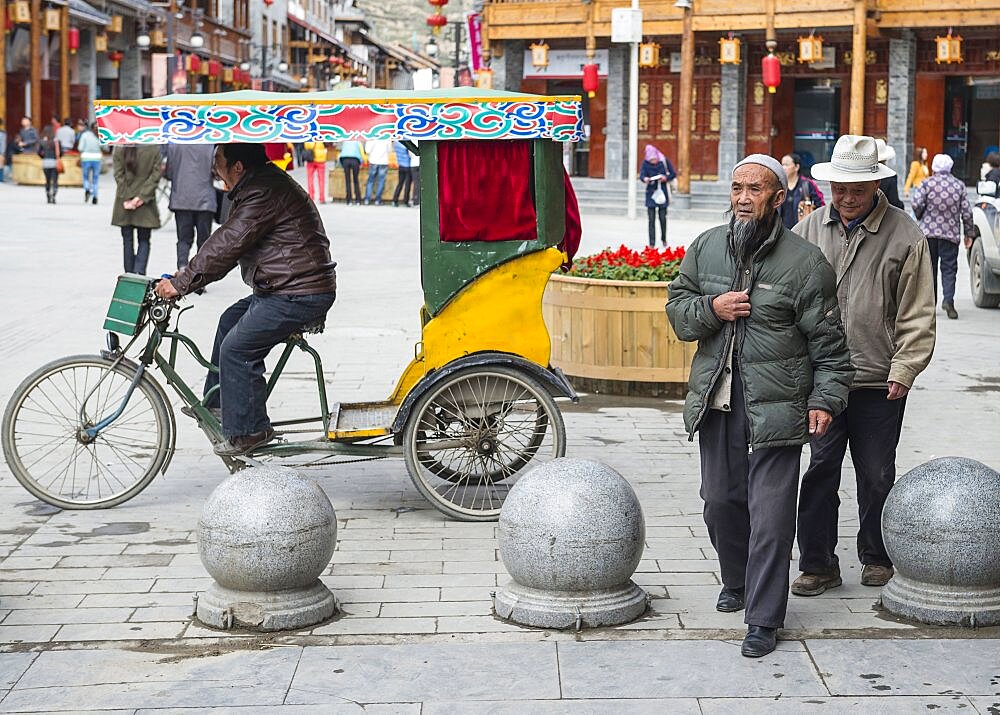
[2,355,173,509]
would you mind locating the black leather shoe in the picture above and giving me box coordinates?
[213,428,275,456]
[741,625,777,658]
[716,587,745,613]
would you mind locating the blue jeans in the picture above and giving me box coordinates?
[81,160,101,198]
[121,226,151,274]
[364,164,387,203]
[204,292,336,437]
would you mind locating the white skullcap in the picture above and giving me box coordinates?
[733,154,789,192]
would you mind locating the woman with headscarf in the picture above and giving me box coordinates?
[639,144,677,247]
[910,153,975,320]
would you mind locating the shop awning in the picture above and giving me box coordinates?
[49,0,112,26]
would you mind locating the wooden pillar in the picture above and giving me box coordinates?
[677,5,694,195]
[849,0,867,135]
[0,0,7,129]
[30,0,41,123]
[60,5,70,120]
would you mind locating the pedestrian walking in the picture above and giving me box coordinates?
[38,126,62,204]
[112,145,162,275]
[77,122,103,204]
[779,153,825,229]
[875,140,904,210]
[666,154,852,658]
[911,153,976,320]
[54,117,75,155]
[391,141,414,207]
[792,135,936,596]
[363,138,391,205]
[16,116,39,154]
[639,144,677,247]
[338,140,364,205]
[164,143,217,270]
[903,146,929,198]
[302,140,328,204]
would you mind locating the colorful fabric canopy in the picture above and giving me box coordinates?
[94,88,584,145]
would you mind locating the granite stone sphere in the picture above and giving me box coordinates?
[882,457,1000,587]
[198,466,337,592]
[498,458,645,592]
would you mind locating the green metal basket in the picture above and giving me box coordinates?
[103,274,154,336]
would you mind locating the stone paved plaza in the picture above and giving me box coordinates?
[1,173,999,712]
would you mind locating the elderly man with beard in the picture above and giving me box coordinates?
[791,136,935,596]
[666,155,852,658]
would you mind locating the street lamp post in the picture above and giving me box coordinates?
[241,44,287,91]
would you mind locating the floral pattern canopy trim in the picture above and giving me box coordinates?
[94,88,584,145]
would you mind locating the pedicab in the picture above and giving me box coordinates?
[0,88,584,521]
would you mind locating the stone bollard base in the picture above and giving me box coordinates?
[197,579,337,631]
[880,574,1000,627]
[493,580,648,630]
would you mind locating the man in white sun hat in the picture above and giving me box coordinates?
[790,134,935,597]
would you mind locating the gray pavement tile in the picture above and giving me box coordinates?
[52,621,188,642]
[698,696,978,713]
[285,643,559,704]
[806,639,1000,696]
[557,640,826,698]
[0,595,84,610]
[78,593,197,609]
[436,616,525,633]
[3,608,134,626]
[309,617,437,636]
[0,653,37,689]
[136,706,420,714]
[423,699,701,714]
[969,696,1000,714]
[0,647,301,711]
[0,625,58,644]
[336,588,440,604]
[380,601,485,618]
[30,579,155,595]
[0,583,34,597]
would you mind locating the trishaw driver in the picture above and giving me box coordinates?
[154,143,337,456]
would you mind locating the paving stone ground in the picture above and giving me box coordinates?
[0,173,998,712]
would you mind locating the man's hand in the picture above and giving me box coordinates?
[154,279,179,300]
[808,409,833,436]
[712,291,751,321]
[887,381,909,400]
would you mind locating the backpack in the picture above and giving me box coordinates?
[301,146,315,163]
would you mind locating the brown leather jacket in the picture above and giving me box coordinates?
[170,163,337,296]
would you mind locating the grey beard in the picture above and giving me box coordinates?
[729,212,775,265]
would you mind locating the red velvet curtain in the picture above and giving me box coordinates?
[438,141,538,243]
[560,170,582,267]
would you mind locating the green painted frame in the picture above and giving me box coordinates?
[418,139,566,317]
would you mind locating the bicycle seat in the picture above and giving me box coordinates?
[288,318,325,341]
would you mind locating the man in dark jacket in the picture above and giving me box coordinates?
[155,143,337,456]
[165,143,218,271]
[666,154,852,658]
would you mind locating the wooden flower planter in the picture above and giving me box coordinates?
[542,273,696,397]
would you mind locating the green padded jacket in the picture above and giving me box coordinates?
[666,219,853,449]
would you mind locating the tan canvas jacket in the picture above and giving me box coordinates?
[792,191,935,389]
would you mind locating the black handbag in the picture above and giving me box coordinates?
[301,148,315,163]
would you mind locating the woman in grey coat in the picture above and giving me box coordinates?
[112,145,162,275]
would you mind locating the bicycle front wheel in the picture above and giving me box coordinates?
[2,355,173,509]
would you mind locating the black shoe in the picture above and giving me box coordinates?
[92,196,98,205]
[716,587,745,613]
[213,428,276,456]
[943,302,958,320]
[85,190,90,202]
[741,625,777,658]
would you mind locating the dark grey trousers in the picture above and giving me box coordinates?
[698,365,802,629]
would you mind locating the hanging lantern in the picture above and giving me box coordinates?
[12,0,31,24]
[263,0,273,5]
[200,58,211,76]
[109,15,123,33]
[476,67,493,89]
[185,54,201,73]
[638,41,660,68]
[719,35,741,64]
[582,62,599,98]
[44,8,61,32]
[67,27,80,54]
[95,33,108,52]
[797,33,823,63]
[935,29,963,64]
[762,50,781,93]
[426,11,446,32]
[108,50,124,68]
[428,0,448,5]
[529,41,549,68]
[223,66,234,83]
[209,59,222,78]
[150,28,165,46]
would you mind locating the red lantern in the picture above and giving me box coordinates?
[762,51,780,94]
[428,0,448,5]
[208,60,220,78]
[68,27,80,54]
[582,62,599,98]
[108,50,124,68]
[186,54,201,74]
[426,13,447,29]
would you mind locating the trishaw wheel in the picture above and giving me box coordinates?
[403,365,566,521]
[2,355,172,510]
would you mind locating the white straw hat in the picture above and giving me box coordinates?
[811,135,896,183]
[875,138,896,167]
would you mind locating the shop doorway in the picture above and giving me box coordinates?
[793,78,841,176]
[968,80,1000,182]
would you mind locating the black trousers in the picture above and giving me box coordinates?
[797,389,906,573]
[393,167,413,204]
[340,157,361,203]
[647,205,667,246]
[174,209,214,269]
[411,167,421,205]
[927,237,959,305]
[43,167,59,198]
[698,365,801,629]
